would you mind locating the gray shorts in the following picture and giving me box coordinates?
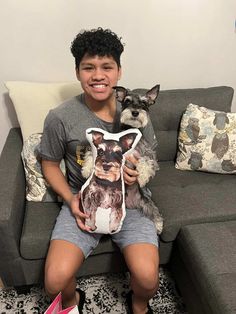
[51,204,159,258]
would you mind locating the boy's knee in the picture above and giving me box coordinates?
[132,266,159,292]
[142,271,159,291]
[44,264,73,295]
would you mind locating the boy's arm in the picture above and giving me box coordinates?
[42,160,72,204]
[41,160,90,232]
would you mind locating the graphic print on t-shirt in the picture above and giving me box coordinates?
[76,145,90,166]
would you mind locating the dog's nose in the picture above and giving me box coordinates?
[103,164,112,172]
[132,111,139,117]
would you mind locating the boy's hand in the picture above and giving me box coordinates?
[123,154,139,185]
[69,193,91,232]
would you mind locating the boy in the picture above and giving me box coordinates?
[40,27,159,314]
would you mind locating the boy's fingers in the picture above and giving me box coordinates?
[125,154,138,166]
[123,165,138,177]
[75,217,91,232]
[75,210,90,219]
[123,170,138,185]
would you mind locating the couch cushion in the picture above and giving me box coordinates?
[148,86,234,161]
[176,221,236,314]
[20,202,60,259]
[149,161,236,242]
[20,201,119,259]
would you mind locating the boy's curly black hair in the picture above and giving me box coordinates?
[71,27,124,68]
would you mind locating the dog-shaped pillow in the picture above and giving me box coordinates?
[81,127,141,234]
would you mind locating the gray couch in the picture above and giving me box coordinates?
[0,86,236,313]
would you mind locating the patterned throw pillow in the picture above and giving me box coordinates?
[21,134,65,202]
[175,104,236,173]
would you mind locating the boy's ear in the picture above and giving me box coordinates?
[113,86,128,102]
[76,68,80,81]
[118,67,122,80]
[145,84,160,106]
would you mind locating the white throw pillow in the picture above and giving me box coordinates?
[5,81,82,141]
[5,81,82,202]
[175,103,236,174]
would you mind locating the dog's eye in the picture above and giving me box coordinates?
[97,149,104,156]
[113,151,122,161]
[141,100,149,109]
[124,98,131,106]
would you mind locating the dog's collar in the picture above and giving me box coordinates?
[120,123,143,131]
[95,176,122,188]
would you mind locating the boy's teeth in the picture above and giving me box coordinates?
[93,84,106,88]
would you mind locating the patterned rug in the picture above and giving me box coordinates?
[0,267,187,313]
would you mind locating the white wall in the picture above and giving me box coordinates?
[1,0,236,154]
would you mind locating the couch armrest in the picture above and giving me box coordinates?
[0,128,26,259]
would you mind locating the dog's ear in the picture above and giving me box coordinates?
[89,131,104,147]
[145,84,160,106]
[119,133,138,153]
[113,86,128,103]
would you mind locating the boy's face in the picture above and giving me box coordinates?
[76,54,122,105]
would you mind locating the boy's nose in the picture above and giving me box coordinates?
[92,69,105,79]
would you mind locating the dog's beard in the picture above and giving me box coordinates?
[120,108,148,128]
[94,161,121,182]
[83,181,123,208]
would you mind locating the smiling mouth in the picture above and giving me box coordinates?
[90,84,108,89]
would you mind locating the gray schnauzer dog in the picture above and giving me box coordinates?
[113,85,163,234]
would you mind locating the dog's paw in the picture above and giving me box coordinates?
[154,216,163,234]
[137,175,149,188]
[81,151,94,178]
[136,157,158,187]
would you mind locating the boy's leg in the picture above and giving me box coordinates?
[44,239,85,308]
[44,204,101,308]
[123,243,159,313]
[112,209,159,313]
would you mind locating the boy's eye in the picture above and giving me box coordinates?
[83,67,93,71]
[103,66,113,71]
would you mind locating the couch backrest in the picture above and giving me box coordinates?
[147,86,234,161]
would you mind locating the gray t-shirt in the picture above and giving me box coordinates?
[40,93,157,191]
